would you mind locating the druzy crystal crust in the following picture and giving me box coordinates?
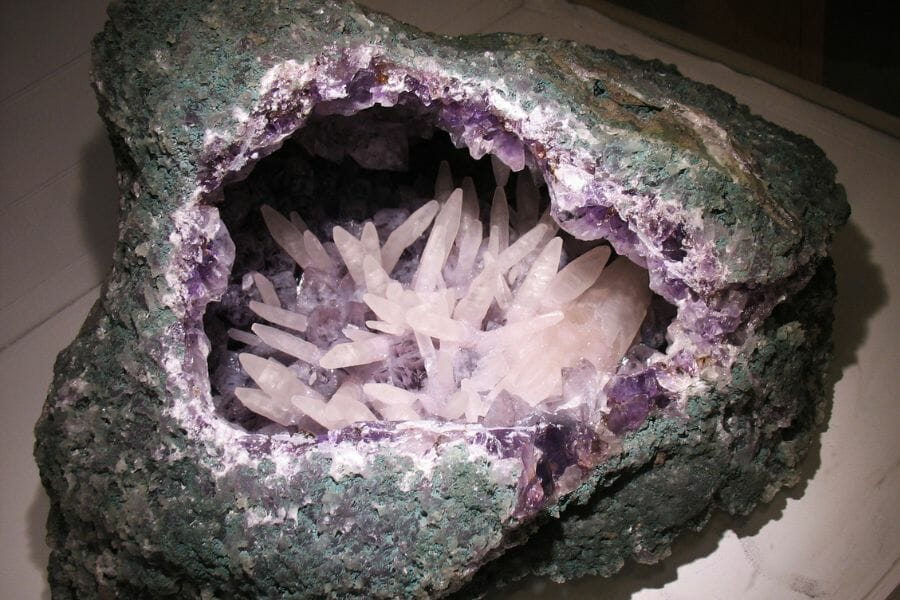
[34,1,848,598]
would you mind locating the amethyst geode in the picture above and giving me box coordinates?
[35,1,848,598]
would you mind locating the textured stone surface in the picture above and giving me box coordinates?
[34,0,848,598]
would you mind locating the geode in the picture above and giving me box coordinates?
[35,1,849,598]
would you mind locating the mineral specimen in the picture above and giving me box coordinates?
[34,0,849,598]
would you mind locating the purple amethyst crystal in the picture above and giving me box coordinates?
[606,371,669,434]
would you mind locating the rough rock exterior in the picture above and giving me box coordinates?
[35,0,848,598]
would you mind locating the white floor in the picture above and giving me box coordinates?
[1,1,897,598]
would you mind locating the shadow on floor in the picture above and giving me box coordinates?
[27,483,52,600]
[76,128,119,272]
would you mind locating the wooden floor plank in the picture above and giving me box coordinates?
[0,55,105,209]
[0,0,109,101]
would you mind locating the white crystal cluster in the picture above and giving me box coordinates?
[232,161,651,430]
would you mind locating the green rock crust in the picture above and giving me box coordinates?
[34,0,847,598]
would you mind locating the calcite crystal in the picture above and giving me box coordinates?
[35,1,849,598]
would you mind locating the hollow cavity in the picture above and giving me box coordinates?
[204,104,672,435]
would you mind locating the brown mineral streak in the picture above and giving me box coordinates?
[548,48,801,237]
